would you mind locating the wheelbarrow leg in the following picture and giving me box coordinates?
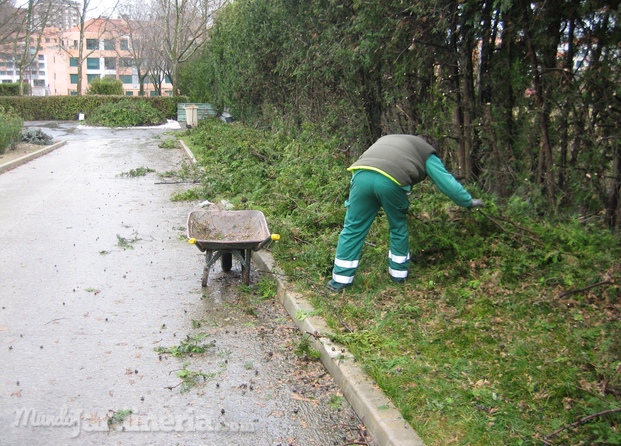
[202,251,213,287]
[221,252,233,272]
[241,249,252,285]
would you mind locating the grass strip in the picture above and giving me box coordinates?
[177,118,621,445]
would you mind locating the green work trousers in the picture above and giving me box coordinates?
[332,170,411,285]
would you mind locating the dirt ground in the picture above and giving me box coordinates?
[0,142,46,165]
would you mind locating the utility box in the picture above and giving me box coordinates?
[184,104,198,127]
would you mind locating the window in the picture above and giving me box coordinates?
[45,38,50,43]
[165,76,171,84]
[33,79,45,87]
[118,58,133,67]
[125,90,133,95]
[104,39,115,50]
[104,57,116,69]
[38,55,44,60]
[119,39,129,51]
[39,63,45,68]
[39,71,45,76]
[119,75,132,84]
[86,39,99,50]
[70,57,78,67]
[70,74,78,84]
[150,90,159,96]
[73,40,78,49]
[0,71,5,75]
[87,58,99,69]
[87,74,99,83]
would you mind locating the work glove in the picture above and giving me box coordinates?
[468,199,485,209]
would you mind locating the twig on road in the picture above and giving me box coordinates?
[45,318,68,325]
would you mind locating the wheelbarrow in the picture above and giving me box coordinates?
[187,210,279,286]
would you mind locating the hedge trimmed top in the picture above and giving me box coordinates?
[0,95,188,121]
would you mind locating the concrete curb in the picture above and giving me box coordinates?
[180,136,426,445]
[179,139,197,164]
[252,250,426,446]
[0,141,67,174]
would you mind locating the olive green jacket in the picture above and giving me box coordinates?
[348,134,472,207]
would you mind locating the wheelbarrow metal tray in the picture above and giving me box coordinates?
[187,210,270,250]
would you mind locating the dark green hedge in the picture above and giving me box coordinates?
[0,95,188,120]
[0,83,31,96]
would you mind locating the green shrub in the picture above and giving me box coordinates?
[21,128,53,145]
[87,76,124,95]
[0,96,187,120]
[0,83,30,96]
[179,119,621,445]
[85,99,167,127]
[0,106,24,154]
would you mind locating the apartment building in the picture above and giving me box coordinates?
[1,0,74,94]
[37,0,80,31]
[61,18,173,96]
[1,13,173,96]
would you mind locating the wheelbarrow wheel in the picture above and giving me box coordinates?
[221,252,233,272]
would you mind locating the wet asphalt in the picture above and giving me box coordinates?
[0,122,371,446]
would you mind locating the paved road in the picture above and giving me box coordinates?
[0,122,369,446]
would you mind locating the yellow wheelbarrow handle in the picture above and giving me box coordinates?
[255,234,280,251]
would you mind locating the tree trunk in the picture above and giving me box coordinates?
[519,0,556,208]
[448,3,466,179]
[460,27,474,181]
[606,140,621,229]
[358,65,383,144]
[483,103,508,198]
[558,16,576,201]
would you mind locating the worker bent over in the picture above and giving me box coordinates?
[328,134,484,292]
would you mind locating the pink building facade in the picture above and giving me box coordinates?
[1,18,173,97]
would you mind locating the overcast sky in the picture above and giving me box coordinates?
[85,0,122,19]
[15,0,123,19]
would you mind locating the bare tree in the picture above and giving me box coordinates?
[11,0,53,95]
[0,0,21,46]
[117,2,156,96]
[153,0,225,96]
[148,47,171,95]
[143,16,171,96]
[57,0,118,95]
